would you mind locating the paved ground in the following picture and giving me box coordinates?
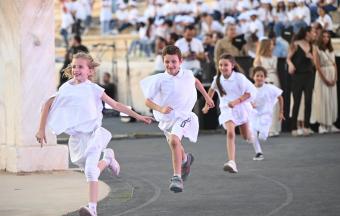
[61,117,340,216]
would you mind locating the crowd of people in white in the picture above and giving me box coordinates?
[58,0,339,136]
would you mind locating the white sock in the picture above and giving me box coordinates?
[182,153,188,165]
[252,136,263,154]
[173,173,181,178]
[88,202,97,212]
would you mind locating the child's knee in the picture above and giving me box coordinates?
[169,135,181,148]
[227,130,235,140]
[85,164,100,182]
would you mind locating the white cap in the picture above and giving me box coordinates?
[259,36,269,41]
[155,18,165,25]
[238,12,249,21]
[156,0,165,5]
[129,1,137,6]
[223,16,236,24]
[182,15,195,24]
[118,3,127,9]
[248,10,258,17]
[261,0,271,4]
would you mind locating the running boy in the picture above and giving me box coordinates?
[140,45,214,193]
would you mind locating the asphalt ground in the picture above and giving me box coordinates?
[63,117,340,216]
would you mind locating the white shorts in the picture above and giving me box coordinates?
[158,112,199,143]
[68,127,112,168]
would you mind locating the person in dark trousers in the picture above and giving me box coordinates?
[287,26,317,136]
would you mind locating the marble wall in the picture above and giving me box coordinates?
[0,0,68,172]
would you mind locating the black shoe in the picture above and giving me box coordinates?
[253,153,264,161]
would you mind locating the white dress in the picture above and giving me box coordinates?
[140,69,199,142]
[311,48,338,126]
[255,56,282,134]
[47,80,112,166]
[250,84,283,140]
[211,72,257,128]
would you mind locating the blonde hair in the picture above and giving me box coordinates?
[254,38,273,67]
[62,52,100,80]
[255,38,272,58]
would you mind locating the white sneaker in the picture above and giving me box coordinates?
[223,160,238,173]
[318,125,327,134]
[103,149,120,176]
[79,206,97,216]
[328,125,340,133]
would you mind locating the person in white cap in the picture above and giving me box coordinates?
[193,0,211,18]
[248,10,264,39]
[273,0,288,38]
[316,6,334,33]
[200,13,224,38]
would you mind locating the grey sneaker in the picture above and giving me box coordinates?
[79,205,97,216]
[253,153,264,161]
[223,160,238,173]
[169,176,183,193]
[181,153,194,181]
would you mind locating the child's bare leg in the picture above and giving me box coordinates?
[225,121,236,161]
[239,122,252,141]
[168,134,183,176]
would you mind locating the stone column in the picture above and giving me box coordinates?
[0,0,68,172]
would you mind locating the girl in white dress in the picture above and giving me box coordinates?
[140,45,214,193]
[250,66,284,161]
[35,52,152,216]
[202,53,257,173]
[311,30,339,133]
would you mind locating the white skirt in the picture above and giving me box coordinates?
[219,102,252,128]
[68,127,112,168]
[250,113,272,140]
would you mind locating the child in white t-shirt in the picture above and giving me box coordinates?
[250,66,284,161]
[202,53,257,173]
[140,45,214,193]
[36,52,153,216]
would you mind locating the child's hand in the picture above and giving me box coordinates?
[205,97,215,109]
[228,100,238,108]
[137,115,154,124]
[279,112,285,121]
[35,130,46,147]
[202,104,210,114]
[160,106,173,114]
[251,102,256,108]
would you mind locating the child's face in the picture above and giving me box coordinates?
[253,71,266,86]
[163,54,182,76]
[71,58,91,83]
[218,59,233,77]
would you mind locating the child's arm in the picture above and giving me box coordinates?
[195,78,215,108]
[278,95,285,121]
[145,98,173,114]
[102,93,153,124]
[202,88,215,114]
[35,97,55,147]
[228,92,251,108]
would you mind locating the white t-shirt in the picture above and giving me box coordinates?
[175,38,204,70]
[47,80,104,135]
[100,0,112,22]
[253,83,283,115]
[317,14,333,31]
[248,19,264,38]
[211,72,257,108]
[295,5,311,25]
[140,68,197,122]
